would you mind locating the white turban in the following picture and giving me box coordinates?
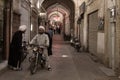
[39,26,45,31]
[19,25,27,31]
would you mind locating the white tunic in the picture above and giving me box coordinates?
[30,33,49,47]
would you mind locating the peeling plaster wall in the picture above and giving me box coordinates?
[20,0,31,42]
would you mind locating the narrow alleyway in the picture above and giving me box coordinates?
[0,34,119,80]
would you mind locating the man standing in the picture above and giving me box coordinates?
[47,28,53,56]
[8,25,27,71]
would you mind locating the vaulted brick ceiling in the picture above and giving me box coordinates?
[41,0,75,27]
[41,0,74,11]
[46,4,70,23]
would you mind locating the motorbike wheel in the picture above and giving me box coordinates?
[30,62,37,74]
[41,60,46,68]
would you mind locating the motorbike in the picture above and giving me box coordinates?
[74,38,81,52]
[70,37,74,46]
[70,37,81,52]
[70,37,76,47]
[29,45,46,74]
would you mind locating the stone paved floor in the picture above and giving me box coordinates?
[0,34,119,80]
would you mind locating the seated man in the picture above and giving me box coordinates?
[30,26,51,70]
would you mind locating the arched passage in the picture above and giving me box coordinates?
[41,0,75,40]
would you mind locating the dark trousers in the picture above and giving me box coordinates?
[48,38,52,56]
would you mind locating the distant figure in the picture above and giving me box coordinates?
[56,25,61,34]
[8,25,27,71]
[58,25,62,34]
[53,26,56,34]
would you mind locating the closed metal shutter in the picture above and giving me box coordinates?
[88,11,98,55]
